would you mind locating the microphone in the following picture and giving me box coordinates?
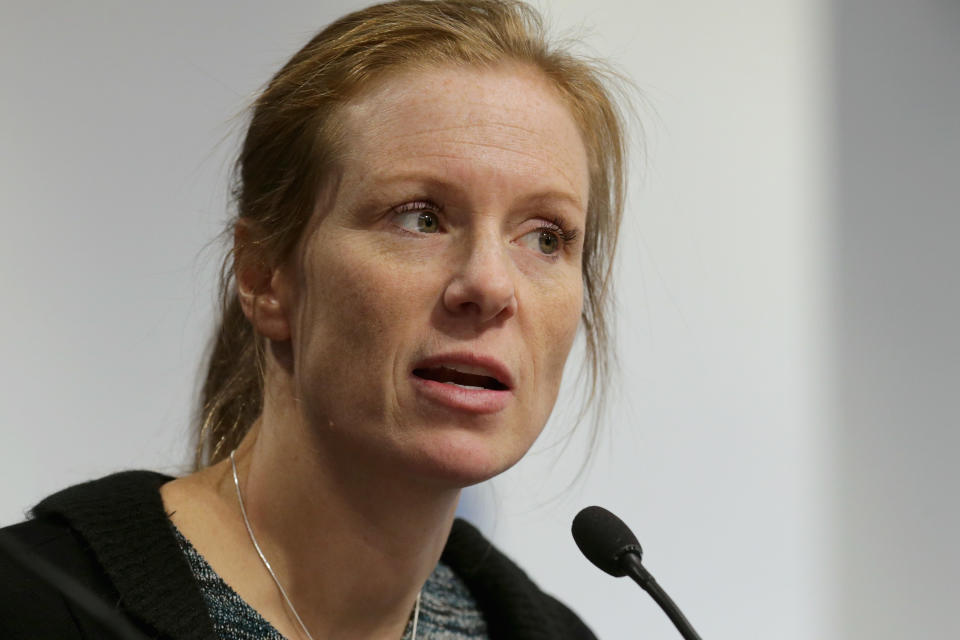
[572,506,702,640]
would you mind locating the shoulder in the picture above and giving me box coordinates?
[1,470,172,588]
[443,519,597,640]
[0,516,112,638]
[31,469,173,518]
[0,471,214,640]
[0,484,164,640]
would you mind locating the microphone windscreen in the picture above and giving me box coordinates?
[571,505,643,577]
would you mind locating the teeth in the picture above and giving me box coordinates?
[446,382,485,390]
[443,364,494,377]
[443,364,499,380]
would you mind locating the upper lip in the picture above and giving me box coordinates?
[412,352,515,390]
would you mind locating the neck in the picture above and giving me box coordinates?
[222,393,460,639]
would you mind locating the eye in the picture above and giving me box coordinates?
[519,218,578,257]
[520,228,561,255]
[392,202,441,234]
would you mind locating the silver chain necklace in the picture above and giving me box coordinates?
[230,450,421,640]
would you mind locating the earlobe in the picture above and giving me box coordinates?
[234,223,293,342]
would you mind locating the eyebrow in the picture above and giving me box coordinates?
[516,191,586,216]
[354,170,586,215]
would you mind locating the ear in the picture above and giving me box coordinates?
[234,220,293,342]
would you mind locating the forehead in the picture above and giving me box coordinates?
[335,63,589,206]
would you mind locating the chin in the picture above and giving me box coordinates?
[408,429,532,489]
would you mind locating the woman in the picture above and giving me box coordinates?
[0,1,626,638]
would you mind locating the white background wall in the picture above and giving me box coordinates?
[2,1,956,639]
[482,1,832,639]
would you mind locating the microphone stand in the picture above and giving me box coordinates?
[619,552,702,640]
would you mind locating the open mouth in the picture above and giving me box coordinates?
[413,365,509,391]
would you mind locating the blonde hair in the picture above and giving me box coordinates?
[195,0,627,468]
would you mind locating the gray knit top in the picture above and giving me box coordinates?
[172,525,490,640]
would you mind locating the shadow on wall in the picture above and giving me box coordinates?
[833,0,960,638]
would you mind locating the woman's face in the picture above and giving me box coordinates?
[278,64,589,487]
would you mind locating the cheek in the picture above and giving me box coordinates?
[295,238,437,371]
[294,249,384,374]
[528,272,584,393]
[548,268,584,350]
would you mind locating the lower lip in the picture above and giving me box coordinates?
[411,376,512,414]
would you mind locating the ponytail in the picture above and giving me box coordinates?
[195,292,262,468]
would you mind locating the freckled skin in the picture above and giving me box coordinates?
[281,64,589,487]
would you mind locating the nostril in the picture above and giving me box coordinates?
[442,272,517,321]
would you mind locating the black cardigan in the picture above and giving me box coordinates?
[0,471,595,640]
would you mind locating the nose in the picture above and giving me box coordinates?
[442,231,517,323]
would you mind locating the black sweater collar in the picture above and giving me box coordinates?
[35,471,214,640]
[34,471,594,640]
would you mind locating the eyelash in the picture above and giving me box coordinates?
[393,200,440,216]
[537,217,579,246]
